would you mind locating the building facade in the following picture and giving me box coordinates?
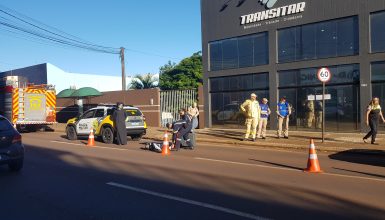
[201,0,385,132]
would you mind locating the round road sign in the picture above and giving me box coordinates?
[317,68,332,83]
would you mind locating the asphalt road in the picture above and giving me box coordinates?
[1,132,385,220]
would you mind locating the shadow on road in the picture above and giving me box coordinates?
[332,167,385,179]
[1,145,385,219]
[329,149,385,167]
[248,159,303,171]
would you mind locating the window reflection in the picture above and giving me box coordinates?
[209,32,269,71]
[371,11,385,53]
[278,16,358,63]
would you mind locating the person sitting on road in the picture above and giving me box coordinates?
[166,109,193,150]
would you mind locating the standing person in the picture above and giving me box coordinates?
[240,93,260,142]
[363,97,385,145]
[188,102,199,130]
[112,102,128,145]
[257,98,271,139]
[277,97,291,139]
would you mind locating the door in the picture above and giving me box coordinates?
[76,110,96,135]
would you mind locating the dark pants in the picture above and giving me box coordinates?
[175,125,192,149]
[364,118,378,143]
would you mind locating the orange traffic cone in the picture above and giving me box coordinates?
[161,131,170,156]
[87,129,95,147]
[304,139,323,173]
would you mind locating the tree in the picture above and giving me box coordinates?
[159,51,202,90]
[129,73,159,90]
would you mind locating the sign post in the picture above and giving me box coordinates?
[317,68,332,143]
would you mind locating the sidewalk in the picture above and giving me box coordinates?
[49,123,385,154]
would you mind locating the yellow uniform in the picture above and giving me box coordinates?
[240,99,260,139]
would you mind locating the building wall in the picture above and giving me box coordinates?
[0,63,48,85]
[201,0,385,131]
[57,88,161,127]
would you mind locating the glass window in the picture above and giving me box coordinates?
[337,17,359,56]
[210,73,269,92]
[278,28,298,62]
[95,109,105,118]
[372,61,385,82]
[279,64,360,87]
[299,24,316,60]
[253,73,269,89]
[0,117,13,131]
[371,11,385,53]
[81,110,95,119]
[209,42,222,71]
[278,16,358,63]
[316,21,337,58]
[209,32,268,71]
[222,38,238,70]
[254,33,269,65]
[238,36,254,68]
[126,109,142,116]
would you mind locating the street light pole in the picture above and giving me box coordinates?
[120,47,126,91]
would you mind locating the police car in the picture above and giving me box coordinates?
[66,105,147,144]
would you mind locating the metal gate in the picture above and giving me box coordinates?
[160,89,197,127]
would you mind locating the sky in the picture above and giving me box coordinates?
[0,0,202,77]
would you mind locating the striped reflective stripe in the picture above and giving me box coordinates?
[309,154,318,160]
[309,144,315,149]
[12,89,19,124]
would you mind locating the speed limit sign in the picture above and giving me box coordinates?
[317,67,332,82]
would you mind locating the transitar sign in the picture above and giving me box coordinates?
[240,2,306,25]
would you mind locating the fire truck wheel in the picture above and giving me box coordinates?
[66,126,77,140]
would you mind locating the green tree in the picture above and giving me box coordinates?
[129,73,159,90]
[159,52,202,90]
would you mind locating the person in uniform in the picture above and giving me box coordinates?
[112,102,128,145]
[257,98,271,139]
[305,100,315,128]
[277,97,291,139]
[363,97,385,145]
[240,93,260,142]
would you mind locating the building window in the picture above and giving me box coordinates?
[371,11,385,53]
[208,32,268,71]
[278,16,359,63]
[210,73,269,127]
[278,64,360,131]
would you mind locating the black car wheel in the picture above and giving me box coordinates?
[66,126,77,140]
[131,134,143,141]
[102,127,114,144]
[8,158,23,172]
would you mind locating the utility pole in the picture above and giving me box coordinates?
[120,47,126,91]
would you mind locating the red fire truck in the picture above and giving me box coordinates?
[0,76,56,131]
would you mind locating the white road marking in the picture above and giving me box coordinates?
[50,141,129,151]
[195,157,385,183]
[106,182,269,220]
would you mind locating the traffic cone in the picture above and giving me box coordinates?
[161,131,170,156]
[87,129,95,147]
[304,139,323,173]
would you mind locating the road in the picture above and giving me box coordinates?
[1,131,385,220]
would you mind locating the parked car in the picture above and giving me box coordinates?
[66,105,147,144]
[0,115,24,172]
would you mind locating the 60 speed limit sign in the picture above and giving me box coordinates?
[317,67,332,82]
